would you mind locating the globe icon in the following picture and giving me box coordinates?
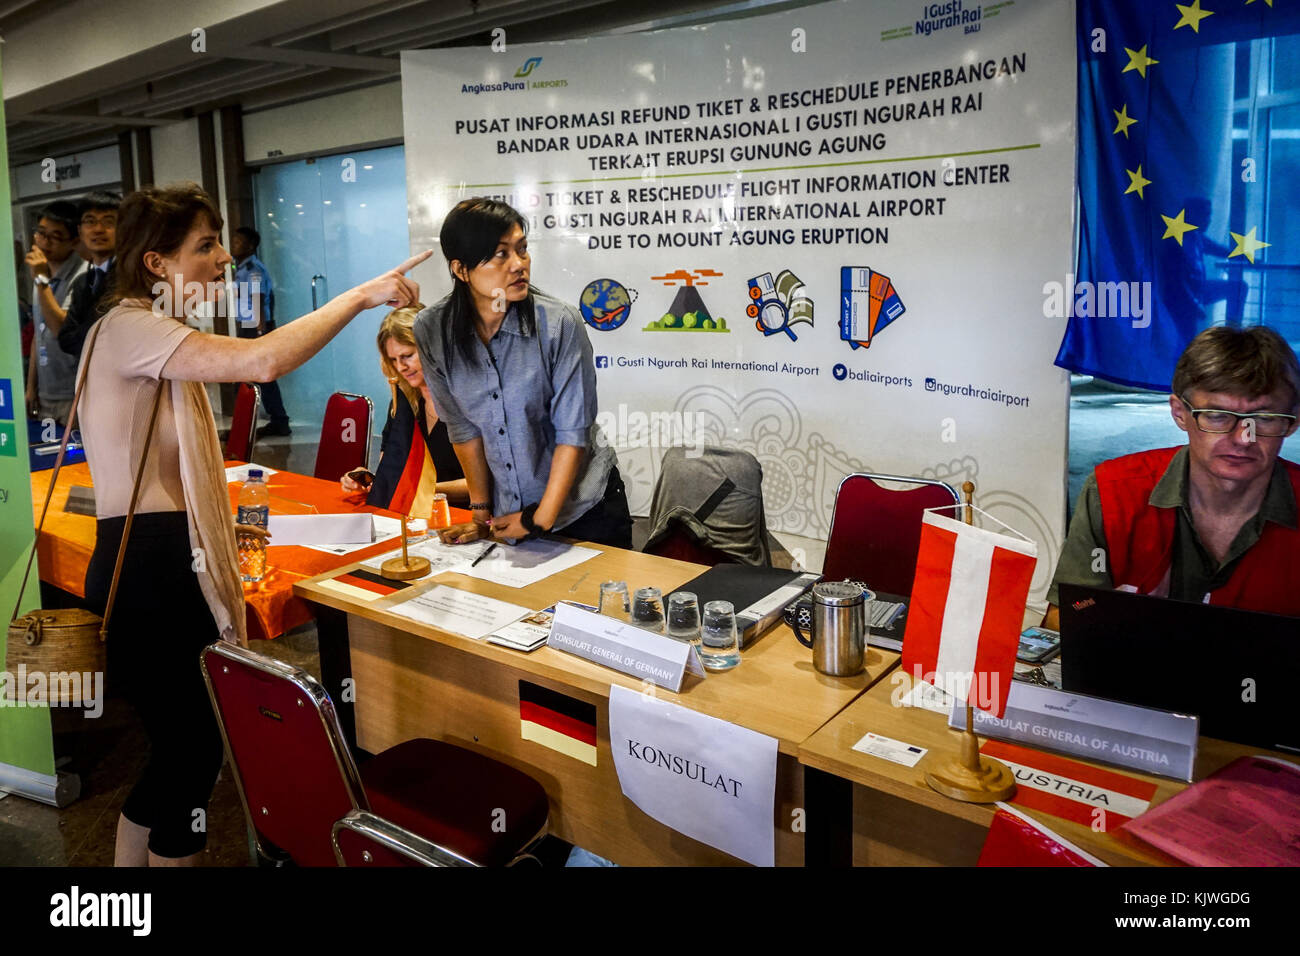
[579,278,634,331]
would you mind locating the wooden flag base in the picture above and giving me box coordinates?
[380,515,431,581]
[925,704,1017,803]
[380,555,430,580]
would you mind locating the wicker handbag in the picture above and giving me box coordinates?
[7,319,164,707]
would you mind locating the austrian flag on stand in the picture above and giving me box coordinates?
[901,507,1038,718]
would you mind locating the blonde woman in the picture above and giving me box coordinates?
[339,305,468,509]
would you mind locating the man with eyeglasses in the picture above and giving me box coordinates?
[24,200,88,425]
[54,192,120,360]
[1044,326,1300,627]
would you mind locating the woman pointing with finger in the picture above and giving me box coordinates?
[414,198,631,548]
[75,182,429,867]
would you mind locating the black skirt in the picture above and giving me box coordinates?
[85,511,225,858]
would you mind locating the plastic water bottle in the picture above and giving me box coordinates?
[237,468,270,582]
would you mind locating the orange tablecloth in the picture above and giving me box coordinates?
[30,461,468,641]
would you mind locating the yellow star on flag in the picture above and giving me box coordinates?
[1123,45,1159,78]
[1125,165,1152,199]
[1161,209,1199,246]
[1174,1,1214,32]
[1113,103,1138,137]
[1245,0,1273,8]
[1228,227,1271,263]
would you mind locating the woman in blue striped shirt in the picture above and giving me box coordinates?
[414,198,632,548]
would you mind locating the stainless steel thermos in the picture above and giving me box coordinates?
[792,580,871,676]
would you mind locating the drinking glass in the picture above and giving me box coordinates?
[429,493,451,530]
[631,587,665,633]
[665,591,701,643]
[599,581,631,621]
[700,600,741,670]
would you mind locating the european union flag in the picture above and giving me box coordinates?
[1056,0,1300,391]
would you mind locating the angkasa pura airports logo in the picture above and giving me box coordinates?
[463,57,568,94]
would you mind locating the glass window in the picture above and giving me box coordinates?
[251,145,412,446]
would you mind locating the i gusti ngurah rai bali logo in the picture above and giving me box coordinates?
[461,57,568,94]
[883,0,1009,41]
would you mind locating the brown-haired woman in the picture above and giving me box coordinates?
[77,182,427,866]
[339,305,467,509]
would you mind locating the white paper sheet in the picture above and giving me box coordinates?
[851,731,928,768]
[608,685,778,867]
[303,515,404,555]
[385,584,530,640]
[265,513,375,548]
[359,536,474,576]
[225,462,279,483]
[457,537,599,588]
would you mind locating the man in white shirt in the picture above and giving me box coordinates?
[24,200,87,426]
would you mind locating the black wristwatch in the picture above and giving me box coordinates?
[520,503,550,538]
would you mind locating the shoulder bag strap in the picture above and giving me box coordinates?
[98,378,166,640]
[11,317,107,623]
[11,312,169,642]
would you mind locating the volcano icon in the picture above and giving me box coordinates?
[644,270,729,332]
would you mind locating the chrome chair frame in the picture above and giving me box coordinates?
[826,472,960,541]
[823,472,960,580]
[201,641,547,867]
[332,810,479,867]
[201,642,363,866]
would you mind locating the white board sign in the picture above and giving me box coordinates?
[609,685,779,866]
[400,0,1076,603]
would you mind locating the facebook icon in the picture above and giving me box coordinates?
[595,355,610,369]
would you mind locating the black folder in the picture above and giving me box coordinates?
[674,564,820,648]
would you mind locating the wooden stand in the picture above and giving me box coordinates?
[380,514,430,581]
[923,481,1018,804]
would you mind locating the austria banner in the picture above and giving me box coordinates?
[901,506,1037,718]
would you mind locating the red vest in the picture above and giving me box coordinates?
[1094,446,1300,616]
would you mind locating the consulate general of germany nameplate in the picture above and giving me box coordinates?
[548,602,705,692]
[950,681,1198,781]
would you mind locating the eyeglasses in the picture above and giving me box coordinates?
[34,227,72,243]
[80,216,116,229]
[1179,395,1297,438]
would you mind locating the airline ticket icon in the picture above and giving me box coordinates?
[840,266,905,349]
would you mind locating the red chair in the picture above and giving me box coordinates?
[332,810,477,867]
[313,391,373,480]
[822,473,960,596]
[225,383,261,462]
[201,642,549,867]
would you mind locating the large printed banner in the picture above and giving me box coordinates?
[402,0,1075,600]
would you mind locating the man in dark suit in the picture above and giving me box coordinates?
[56,192,120,360]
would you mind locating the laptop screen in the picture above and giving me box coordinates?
[1058,584,1298,754]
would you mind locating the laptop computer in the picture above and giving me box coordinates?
[1058,583,1299,754]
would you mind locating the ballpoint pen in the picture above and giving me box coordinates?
[471,542,498,567]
